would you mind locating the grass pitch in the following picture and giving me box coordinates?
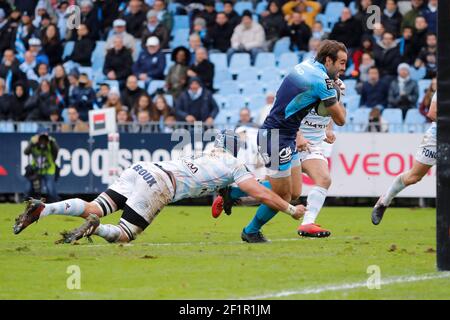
[0,203,449,300]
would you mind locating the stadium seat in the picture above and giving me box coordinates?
[62,41,74,59]
[78,66,93,79]
[343,79,357,96]
[215,2,224,12]
[213,70,232,88]
[213,94,229,109]
[218,80,241,95]
[254,52,276,69]
[273,37,290,58]
[256,1,268,14]
[418,79,432,95]
[215,109,240,125]
[91,41,106,72]
[325,2,346,25]
[263,79,282,93]
[278,52,299,73]
[343,94,360,112]
[227,94,247,110]
[260,67,281,82]
[410,66,426,81]
[18,122,38,133]
[229,53,251,74]
[236,67,259,82]
[164,53,174,75]
[171,28,189,48]
[137,80,146,89]
[247,94,266,113]
[168,2,181,14]
[103,80,120,90]
[404,108,426,133]
[163,94,173,107]
[133,40,142,61]
[241,80,265,96]
[147,80,165,95]
[0,122,14,133]
[349,1,357,15]
[382,108,404,133]
[351,108,371,132]
[234,1,253,15]
[173,15,189,30]
[315,14,330,29]
[210,53,228,71]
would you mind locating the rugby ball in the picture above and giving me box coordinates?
[316,82,341,117]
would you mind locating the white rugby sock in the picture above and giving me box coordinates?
[382,174,406,206]
[94,224,122,243]
[40,199,86,219]
[302,186,328,225]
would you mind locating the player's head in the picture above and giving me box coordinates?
[214,130,242,157]
[315,40,347,80]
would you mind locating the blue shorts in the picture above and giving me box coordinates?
[257,129,300,178]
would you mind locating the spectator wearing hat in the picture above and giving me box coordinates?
[28,37,49,66]
[388,63,419,118]
[103,36,134,84]
[61,106,89,133]
[287,11,311,52]
[69,73,96,121]
[205,12,234,53]
[133,36,166,82]
[141,9,170,50]
[123,0,147,38]
[166,46,191,99]
[174,77,218,126]
[373,31,401,81]
[32,0,50,29]
[66,24,96,67]
[152,0,174,32]
[223,1,241,29]
[228,10,266,64]
[260,1,287,51]
[282,0,321,28]
[78,0,100,40]
[191,17,208,45]
[187,47,214,91]
[106,19,136,53]
[121,75,146,112]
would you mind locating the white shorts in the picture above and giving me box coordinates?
[109,162,175,225]
[298,144,328,163]
[415,131,437,166]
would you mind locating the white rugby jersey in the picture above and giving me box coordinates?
[155,149,254,202]
[428,92,437,141]
[300,107,331,144]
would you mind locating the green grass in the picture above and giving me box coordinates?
[0,204,449,300]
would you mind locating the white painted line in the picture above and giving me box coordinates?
[237,272,450,300]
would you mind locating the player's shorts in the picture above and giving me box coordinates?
[415,129,437,166]
[108,162,175,230]
[257,129,300,178]
[298,143,328,163]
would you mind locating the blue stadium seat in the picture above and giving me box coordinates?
[241,80,265,96]
[404,108,426,133]
[210,53,228,71]
[171,28,189,48]
[256,1,268,15]
[273,37,290,58]
[229,53,251,74]
[213,70,232,88]
[168,2,181,14]
[138,80,147,89]
[18,122,38,133]
[325,2,346,24]
[164,53,174,75]
[343,94,360,112]
[234,1,253,15]
[382,108,404,133]
[173,15,189,30]
[78,66,93,79]
[215,110,240,125]
[254,52,276,69]
[91,41,106,72]
[418,79,432,96]
[103,80,120,90]
[147,80,165,95]
[63,41,74,59]
[133,40,142,61]
[60,108,69,123]
[278,52,299,73]
[410,66,426,81]
[236,67,259,82]
[343,79,357,96]
[227,94,247,110]
[349,1,357,15]
[315,14,330,29]
[247,94,266,113]
[351,108,371,132]
[263,79,282,93]
[218,80,241,95]
[215,2,224,12]
[260,67,281,82]
[213,94,229,109]
[163,94,173,107]
[0,122,14,133]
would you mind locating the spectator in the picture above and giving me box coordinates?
[55,1,69,40]
[103,36,134,83]
[117,107,131,124]
[228,10,266,64]
[36,62,51,83]
[311,21,328,40]
[381,0,403,37]
[260,1,287,51]
[51,64,70,109]
[373,31,401,80]
[257,92,275,126]
[401,0,425,31]
[152,0,174,32]
[15,11,37,56]
[0,9,16,55]
[188,33,202,64]
[49,110,62,132]
[359,66,389,109]
[95,82,110,108]
[20,51,39,83]
[351,35,375,77]
[23,127,60,202]
[398,26,415,64]
[61,106,89,133]
[0,49,25,91]
[123,0,146,38]
[195,0,217,31]
[205,12,234,53]
[141,10,170,50]
[134,109,153,133]
[150,94,176,126]
[103,86,124,113]
[287,12,311,52]
[367,108,388,132]
[388,63,419,117]
[28,38,49,66]
[415,32,437,79]
[188,47,214,91]
[132,93,152,120]
[93,0,120,38]
[42,24,63,68]
[282,0,321,28]
[192,17,208,45]
[66,24,96,67]
[69,73,96,121]
[0,78,11,120]
[354,0,374,35]
[419,76,436,121]
[422,0,437,33]
[78,0,100,40]
[329,7,362,52]
[411,15,429,59]
[106,19,136,53]
[371,22,385,44]
[24,80,58,121]
[166,46,190,98]
[8,81,29,121]
[32,1,50,29]
[133,36,166,82]
[121,75,146,111]
[223,0,241,29]
[174,77,219,126]
[236,107,257,128]
[357,52,376,85]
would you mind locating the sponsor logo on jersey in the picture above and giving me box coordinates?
[422,148,437,159]
[279,147,293,164]
[325,79,334,90]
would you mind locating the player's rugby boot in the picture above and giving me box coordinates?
[297,223,331,238]
[241,229,269,243]
[57,214,100,244]
[371,196,388,225]
[13,198,45,234]
[211,187,235,218]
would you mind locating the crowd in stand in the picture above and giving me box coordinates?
[0,0,438,133]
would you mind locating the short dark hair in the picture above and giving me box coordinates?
[368,66,379,72]
[315,40,347,64]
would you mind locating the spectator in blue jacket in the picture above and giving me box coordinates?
[422,0,437,33]
[132,36,166,83]
[174,77,219,126]
[359,66,389,110]
[69,73,96,122]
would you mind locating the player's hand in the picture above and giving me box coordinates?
[324,130,336,144]
[31,135,39,145]
[296,136,311,152]
[291,205,306,220]
[334,78,346,97]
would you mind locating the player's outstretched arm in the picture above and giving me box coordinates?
[427,94,437,121]
[237,178,305,220]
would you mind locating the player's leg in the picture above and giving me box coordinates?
[290,152,302,201]
[297,159,332,237]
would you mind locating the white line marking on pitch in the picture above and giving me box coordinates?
[236,272,450,300]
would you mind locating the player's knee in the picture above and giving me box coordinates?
[85,202,103,218]
[318,175,332,189]
[406,174,423,185]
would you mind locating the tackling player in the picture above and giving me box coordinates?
[371,91,437,224]
[13,130,305,243]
